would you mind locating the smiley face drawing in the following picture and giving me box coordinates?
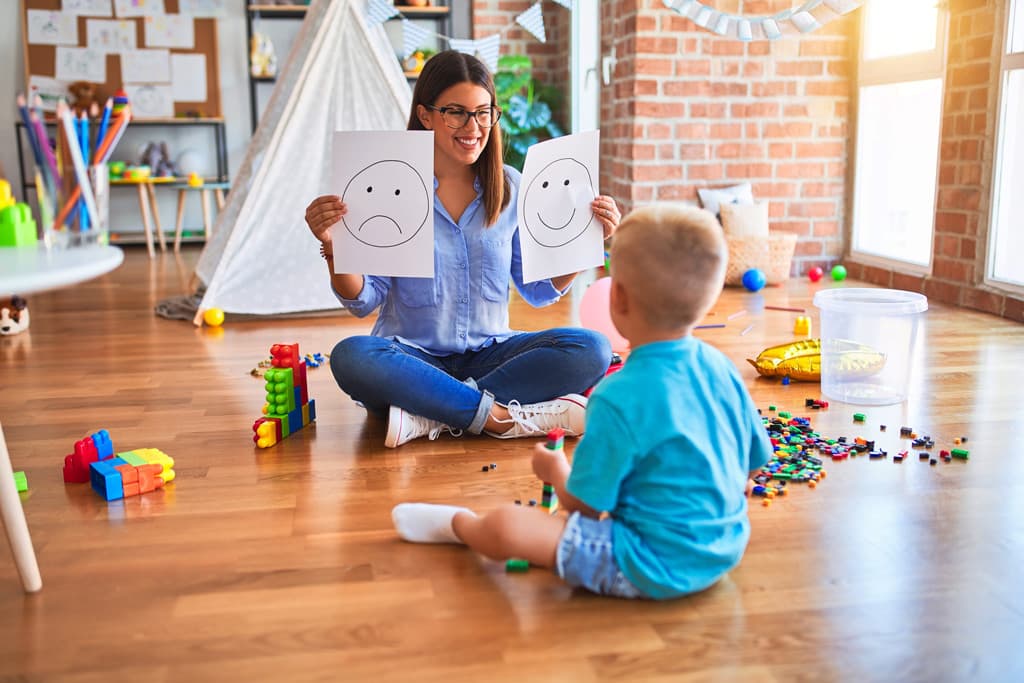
[341,160,430,248]
[522,158,596,248]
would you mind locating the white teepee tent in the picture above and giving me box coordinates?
[191,0,411,321]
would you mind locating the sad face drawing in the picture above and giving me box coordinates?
[522,158,595,248]
[342,160,430,248]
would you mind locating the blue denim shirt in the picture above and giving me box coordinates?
[335,166,567,356]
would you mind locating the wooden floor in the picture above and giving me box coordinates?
[2,246,1023,683]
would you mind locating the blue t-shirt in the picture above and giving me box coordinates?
[566,337,772,600]
[336,166,568,356]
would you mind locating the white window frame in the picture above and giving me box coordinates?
[985,0,1024,296]
[569,0,600,133]
[850,3,950,274]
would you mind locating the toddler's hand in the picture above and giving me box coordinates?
[304,195,347,246]
[591,195,621,240]
[532,442,568,483]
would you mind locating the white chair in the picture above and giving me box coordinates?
[0,421,42,593]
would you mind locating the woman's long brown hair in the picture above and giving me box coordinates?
[407,50,510,227]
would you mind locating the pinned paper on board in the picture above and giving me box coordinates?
[178,0,228,17]
[329,131,435,278]
[121,49,171,84]
[63,0,113,16]
[27,10,79,46]
[124,84,174,117]
[28,76,71,112]
[517,131,603,283]
[144,14,195,49]
[55,46,107,82]
[87,19,137,52]
[113,0,165,17]
[171,54,206,101]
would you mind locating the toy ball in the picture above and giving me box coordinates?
[578,277,629,353]
[203,308,225,327]
[741,268,766,292]
[831,264,848,281]
[808,266,824,283]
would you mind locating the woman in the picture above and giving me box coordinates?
[305,51,620,447]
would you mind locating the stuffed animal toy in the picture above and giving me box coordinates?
[0,296,29,336]
[67,81,100,116]
[250,32,278,78]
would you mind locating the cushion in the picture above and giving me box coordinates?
[720,200,769,238]
[697,182,754,219]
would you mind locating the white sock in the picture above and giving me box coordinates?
[391,503,473,544]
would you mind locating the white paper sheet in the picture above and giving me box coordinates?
[63,0,113,17]
[329,131,435,278]
[28,76,71,112]
[27,10,79,45]
[86,19,137,52]
[113,0,164,17]
[120,48,170,83]
[124,84,174,117]
[144,14,194,49]
[178,0,227,17]
[170,53,206,101]
[517,131,603,283]
[55,46,107,82]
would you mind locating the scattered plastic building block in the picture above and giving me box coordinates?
[13,471,27,492]
[853,413,866,422]
[253,343,316,449]
[63,430,114,483]
[505,558,529,573]
[793,316,811,336]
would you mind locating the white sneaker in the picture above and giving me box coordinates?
[486,394,588,439]
[385,406,461,448]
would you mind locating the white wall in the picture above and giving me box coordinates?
[0,3,251,240]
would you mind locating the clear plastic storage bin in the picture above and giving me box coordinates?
[813,288,928,405]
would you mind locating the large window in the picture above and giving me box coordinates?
[851,1,948,269]
[988,0,1024,288]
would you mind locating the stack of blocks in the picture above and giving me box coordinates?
[252,343,317,448]
[62,429,175,501]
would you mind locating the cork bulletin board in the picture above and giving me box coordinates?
[21,0,222,118]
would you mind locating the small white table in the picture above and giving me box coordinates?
[0,243,124,593]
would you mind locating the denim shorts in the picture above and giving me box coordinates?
[555,512,647,599]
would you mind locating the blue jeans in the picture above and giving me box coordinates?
[330,328,611,433]
[556,512,646,599]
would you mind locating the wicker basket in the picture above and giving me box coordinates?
[725,232,797,286]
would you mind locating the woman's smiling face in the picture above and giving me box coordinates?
[419,82,494,170]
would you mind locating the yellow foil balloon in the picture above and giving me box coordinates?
[746,338,886,382]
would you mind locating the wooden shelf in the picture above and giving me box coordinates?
[252,75,277,82]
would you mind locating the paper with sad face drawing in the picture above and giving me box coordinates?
[518,131,603,284]
[330,131,434,278]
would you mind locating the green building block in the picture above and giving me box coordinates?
[0,203,38,247]
[117,451,148,467]
[13,471,27,492]
[768,405,776,412]
[951,448,969,460]
[505,558,529,573]
[264,367,296,414]
[853,413,866,422]
[779,411,791,419]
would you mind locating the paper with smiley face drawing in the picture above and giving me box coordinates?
[518,131,604,284]
[330,131,435,277]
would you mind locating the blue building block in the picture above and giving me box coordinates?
[90,457,128,501]
[91,430,114,459]
[307,399,316,422]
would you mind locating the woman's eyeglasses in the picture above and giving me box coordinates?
[425,105,502,129]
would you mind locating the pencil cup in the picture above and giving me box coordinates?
[72,164,109,247]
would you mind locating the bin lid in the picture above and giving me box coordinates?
[813,288,928,315]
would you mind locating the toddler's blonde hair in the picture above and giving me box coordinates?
[610,204,727,331]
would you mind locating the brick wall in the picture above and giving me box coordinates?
[597,0,855,276]
[845,0,1023,321]
[471,1,571,127]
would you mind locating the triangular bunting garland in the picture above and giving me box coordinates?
[661,0,863,41]
[516,1,546,43]
[401,19,434,59]
[550,0,573,9]
[365,0,399,27]
[475,34,501,72]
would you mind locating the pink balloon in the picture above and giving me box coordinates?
[579,277,630,353]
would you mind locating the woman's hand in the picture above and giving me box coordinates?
[591,195,621,240]
[532,442,570,485]
[304,195,347,246]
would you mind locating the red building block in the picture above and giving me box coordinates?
[63,437,99,483]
